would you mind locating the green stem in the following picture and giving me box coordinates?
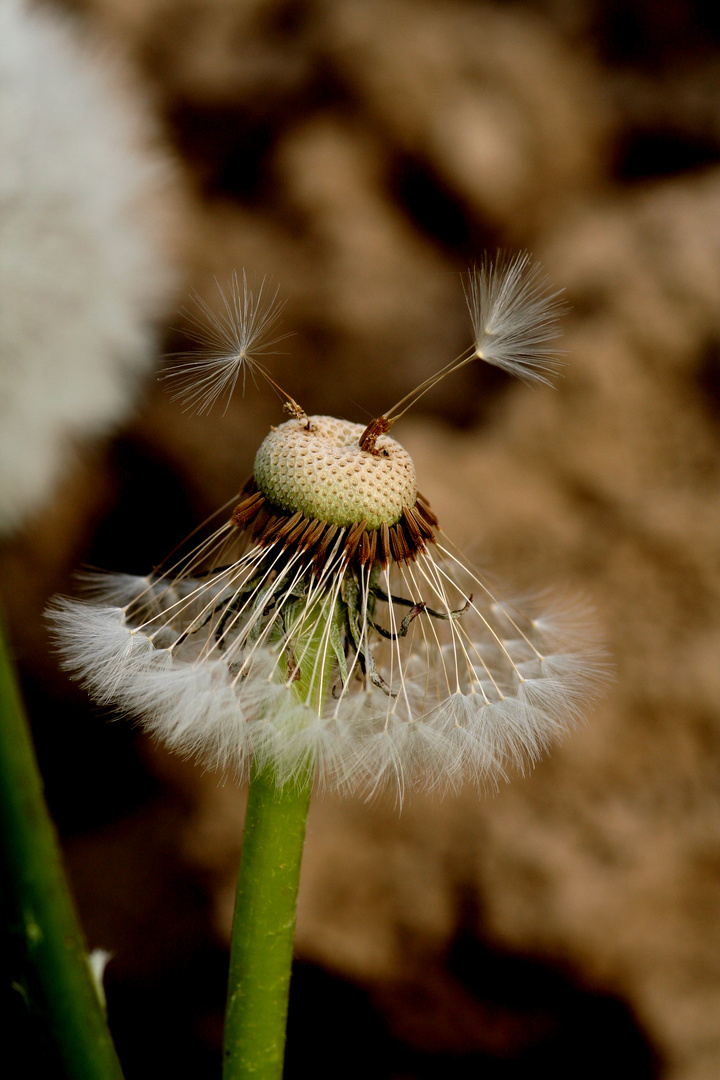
[223,762,313,1079]
[0,617,125,1079]
[223,601,334,1079]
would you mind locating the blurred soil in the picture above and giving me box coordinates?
[4,1,720,1078]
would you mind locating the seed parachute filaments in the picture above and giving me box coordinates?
[50,254,607,798]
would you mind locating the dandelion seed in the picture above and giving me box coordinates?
[465,251,567,385]
[363,253,566,445]
[161,270,292,415]
[49,256,607,799]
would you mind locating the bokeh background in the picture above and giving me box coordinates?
[3,1,720,1077]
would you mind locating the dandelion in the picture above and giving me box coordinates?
[50,255,603,799]
[0,0,175,535]
[49,255,607,1079]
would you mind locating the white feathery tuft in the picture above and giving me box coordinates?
[48,534,609,800]
[464,252,566,386]
[161,271,289,415]
[0,0,177,535]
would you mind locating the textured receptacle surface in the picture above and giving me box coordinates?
[253,415,417,529]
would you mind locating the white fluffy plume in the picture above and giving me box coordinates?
[162,271,289,415]
[0,0,176,534]
[381,253,566,426]
[464,252,566,386]
[49,535,608,799]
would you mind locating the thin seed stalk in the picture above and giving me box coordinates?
[0,616,125,1080]
[223,600,334,1079]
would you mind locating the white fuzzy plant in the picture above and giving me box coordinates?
[0,0,175,535]
[52,256,605,801]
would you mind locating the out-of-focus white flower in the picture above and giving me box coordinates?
[0,0,176,534]
[49,258,607,799]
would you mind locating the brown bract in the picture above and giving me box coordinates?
[231,479,439,570]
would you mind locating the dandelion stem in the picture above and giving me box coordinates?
[223,602,333,1079]
[0,616,125,1079]
[223,761,313,1080]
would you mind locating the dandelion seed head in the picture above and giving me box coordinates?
[49,255,609,799]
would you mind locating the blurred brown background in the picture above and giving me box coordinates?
[4,1,720,1077]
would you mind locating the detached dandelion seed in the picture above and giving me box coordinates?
[162,270,291,415]
[368,252,567,437]
[50,255,607,799]
[465,250,567,386]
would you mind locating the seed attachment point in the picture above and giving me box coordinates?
[359,416,391,455]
